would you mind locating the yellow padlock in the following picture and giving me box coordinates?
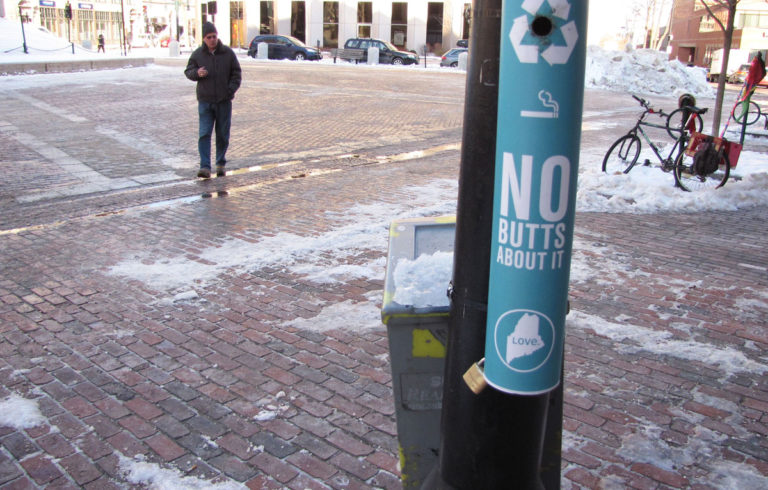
[463,358,487,394]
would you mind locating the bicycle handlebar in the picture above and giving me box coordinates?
[632,94,648,108]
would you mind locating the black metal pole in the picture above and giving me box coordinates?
[423,0,549,487]
[19,7,29,54]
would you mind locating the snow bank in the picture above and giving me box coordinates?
[586,45,714,98]
[0,17,94,58]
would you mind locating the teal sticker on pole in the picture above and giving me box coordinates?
[484,0,587,395]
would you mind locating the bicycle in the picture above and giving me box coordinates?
[602,94,735,191]
[602,94,704,175]
[673,131,739,191]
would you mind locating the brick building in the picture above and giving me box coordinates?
[668,0,768,69]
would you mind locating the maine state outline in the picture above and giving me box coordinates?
[505,313,545,363]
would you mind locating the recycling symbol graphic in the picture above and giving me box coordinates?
[509,0,578,65]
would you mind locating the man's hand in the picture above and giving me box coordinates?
[197,67,208,78]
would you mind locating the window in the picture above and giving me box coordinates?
[462,3,470,41]
[426,2,443,50]
[323,1,339,48]
[738,13,768,29]
[699,14,717,32]
[291,1,306,42]
[231,1,245,47]
[357,2,372,38]
[79,9,94,41]
[260,1,274,34]
[95,11,108,35]
[391,2,407,48]
[40,7,62,36]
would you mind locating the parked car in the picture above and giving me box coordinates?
[441,48,468,68]
[456,39,469,48]
[247,35,322,61]
[342,38,419,65]
[728,64,750,84]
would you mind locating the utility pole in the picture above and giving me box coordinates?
[428,0,588,487]
[119,0,128,55]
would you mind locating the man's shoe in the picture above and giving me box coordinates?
[197,168,211,178]
[216,165,226,177]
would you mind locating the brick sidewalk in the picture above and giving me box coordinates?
[1,62,766,489]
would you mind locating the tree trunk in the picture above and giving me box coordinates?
[711,3,737,136]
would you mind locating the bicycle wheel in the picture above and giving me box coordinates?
[732,100,761,126]
[602,135,640,174]
[666,109,704,139]
[674,149,730,191]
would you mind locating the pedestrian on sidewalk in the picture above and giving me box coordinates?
[184,22,242,178]
[97,34,105,53]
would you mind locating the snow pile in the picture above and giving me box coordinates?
[392,251,453,307]
[119,456,245,490]
[285,300,383,333]
[0,16,94,58]
[577,148,768,214]
[586,45,714,98]
[0,394,46,429]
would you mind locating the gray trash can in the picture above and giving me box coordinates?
[381,216,455,489]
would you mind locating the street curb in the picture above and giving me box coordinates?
[0,57,154,75]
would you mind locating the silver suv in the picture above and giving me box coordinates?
[343,38,419,65]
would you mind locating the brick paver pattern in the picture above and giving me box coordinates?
[0,59,767,489]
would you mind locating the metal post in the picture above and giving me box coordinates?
[739,90,752,147]
[426,0,536,486]
[427,0,588,488]
[120,0,127,55]
[18,4,29,54]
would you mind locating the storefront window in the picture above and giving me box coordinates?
[426,2,443,50]
[323,1,339,48]
[79,9,94,41]
[292,1,306,42]
[391,2,407,48]
[462,3,470,40]
[357,1,372,38]
[260,1,274,34]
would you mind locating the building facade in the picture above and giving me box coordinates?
[668,0,768,68]
[2,0,472,54]
[193,0,473,53]
[3,0,197,49]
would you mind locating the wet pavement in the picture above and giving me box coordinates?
[0,59,767,489]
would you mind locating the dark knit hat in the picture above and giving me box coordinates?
[202,22,217,37]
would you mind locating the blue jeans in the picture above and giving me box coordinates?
[198,100,232,169]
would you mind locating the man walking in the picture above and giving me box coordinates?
[184,22,242,178]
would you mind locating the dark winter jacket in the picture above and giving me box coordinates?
[184,40,242,103]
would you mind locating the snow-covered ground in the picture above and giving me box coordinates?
[2,12,767,490]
